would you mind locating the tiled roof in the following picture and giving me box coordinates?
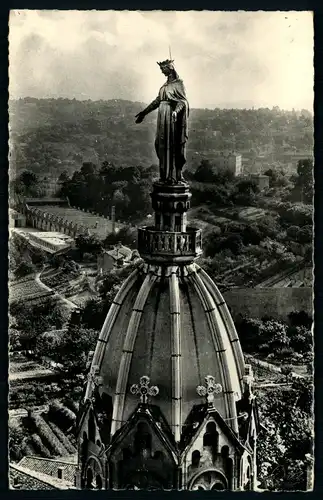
[18,455,78,484]
[10,463,76,490]
[107,245,132,261]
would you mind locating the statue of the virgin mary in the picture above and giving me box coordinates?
[135,59,189,184]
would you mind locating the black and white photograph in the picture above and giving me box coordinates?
[8,10,314,491]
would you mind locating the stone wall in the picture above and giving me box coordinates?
[224,287,313,321]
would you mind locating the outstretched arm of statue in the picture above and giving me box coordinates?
[135,96,160,123]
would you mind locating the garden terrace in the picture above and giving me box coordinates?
[9,402,78,464]
[10,276,54,304]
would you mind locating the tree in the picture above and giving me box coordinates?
[14,260,36,279]
[241,225,262,245]
[54,326,99,377]
[264,168,289,188]
[222,233,244,255]
[295,159,313,203]
[288,325,312,355]
[296,226,312,244]
[281,365,293,382]
[58,170,70,183]
[288,310,312,329]
[231,179,259,206]
[104,227,137,249]
[75,234,102,261]
[10,298,65,353]
[12,170,39,197]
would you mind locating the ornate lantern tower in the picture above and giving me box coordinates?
[76,59,259,491]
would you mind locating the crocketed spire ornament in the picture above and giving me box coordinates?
[196,375,223,407]
[130,375,159,404]
[87,365,103,389]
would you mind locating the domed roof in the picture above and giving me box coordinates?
[85,259,245,442]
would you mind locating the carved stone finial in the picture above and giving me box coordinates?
[196,375,222,407]
[130,375,159,404]
[87,365,103,391]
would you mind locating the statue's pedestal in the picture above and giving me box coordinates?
[137,180,202,264]
[151,181,191,232]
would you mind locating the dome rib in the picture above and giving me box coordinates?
[111,273,158,435]
[188,270,239,433]
[84,266,141,402]
[169,267,182,442]
[198,267,245,382]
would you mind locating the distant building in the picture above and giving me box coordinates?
[9,209,26,229]
[214,153,243,176]
[10,456,77,490]
[14,229,74,254]
[97,242,133,275]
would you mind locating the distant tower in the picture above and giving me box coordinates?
[76,178,259,490]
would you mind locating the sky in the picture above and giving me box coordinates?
[9,10,314,110]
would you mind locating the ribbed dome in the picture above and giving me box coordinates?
[85,259,245,442]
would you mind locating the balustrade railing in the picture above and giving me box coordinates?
[138,226,202,262]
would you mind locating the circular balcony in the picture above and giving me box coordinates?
[138,226,203,264]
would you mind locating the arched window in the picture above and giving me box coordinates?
[190,471,227,491]
[211,482,225,491]
[221,445,229,458]
[86,467,94,489]
[191,450,201,467]
[95,474,103,490]
[203,422,219,456]
[221,447,233,488]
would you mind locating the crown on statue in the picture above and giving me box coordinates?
[157,59,175,68]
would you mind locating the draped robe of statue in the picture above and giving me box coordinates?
[144,78,189,183]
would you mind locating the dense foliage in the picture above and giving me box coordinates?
[257,377,313,490]
[237,311,313,364]
[10,298,65,353]
[10,98,313,179]
[58,161,157,222]
[10,234,47,277]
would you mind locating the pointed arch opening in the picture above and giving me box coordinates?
[203,422,219,460]
[86,467,94,489]
[88,411,96,443]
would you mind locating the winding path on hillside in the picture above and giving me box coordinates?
[35,272,79,310]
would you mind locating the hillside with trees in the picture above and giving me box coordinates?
[10,98,313,178]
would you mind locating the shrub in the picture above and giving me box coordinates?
[288,326,312,354]
[62,398,80,415]
[28,412,68,457]
[281,365,294,379]
[45,419,77,454]
[14,261,36,279]
[30,433,51,458]
[288,311,312,329]
[21,437,37,457]
[9,425,25,462]
[48,400,77,430]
